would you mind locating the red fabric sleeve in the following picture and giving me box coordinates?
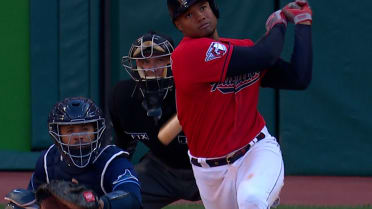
[172,37,233,85]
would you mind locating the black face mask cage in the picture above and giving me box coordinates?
[121,34,175,121]
[49,119,106,168]
[122,34,174,96]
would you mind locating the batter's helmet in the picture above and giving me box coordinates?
[167,0,219,21]
[48,97,106,168]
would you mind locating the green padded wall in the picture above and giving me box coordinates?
[0,0,39,170]
[0,0,30,151]
[0,0,102,170]
[280,0,372,175]
[30,0,101,150]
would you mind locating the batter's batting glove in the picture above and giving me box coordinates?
[282,0,312,24]
[265,10,287,34]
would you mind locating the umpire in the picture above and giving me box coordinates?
[108,31,201,209]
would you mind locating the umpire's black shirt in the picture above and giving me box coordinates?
[109,80,191,169]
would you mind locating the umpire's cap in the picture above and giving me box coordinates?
[167,0,219,22]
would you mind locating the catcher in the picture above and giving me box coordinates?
[4,97,142,209]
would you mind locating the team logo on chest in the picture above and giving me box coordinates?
[205,42,227,62]
[211,72,261,94]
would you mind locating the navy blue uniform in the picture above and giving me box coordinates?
[28,144,142,207]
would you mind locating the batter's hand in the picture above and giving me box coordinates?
[282,0,312,25]
[265,10,287,34]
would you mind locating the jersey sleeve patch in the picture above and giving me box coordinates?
[205,42,227,62]
[112,169,139,190]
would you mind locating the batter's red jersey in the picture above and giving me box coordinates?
[171,37,266,158]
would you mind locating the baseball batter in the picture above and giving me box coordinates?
[166,0,313,208]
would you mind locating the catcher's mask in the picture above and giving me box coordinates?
[122,31,175,120]
[48,97,106,168]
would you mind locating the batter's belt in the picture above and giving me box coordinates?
[190,132,265,167]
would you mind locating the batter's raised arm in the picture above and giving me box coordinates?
[226,24,286,77]
[225,9,289,77]
[261,0,313,89]
[226,1,312,78]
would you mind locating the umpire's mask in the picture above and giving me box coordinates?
[122,31,175,121]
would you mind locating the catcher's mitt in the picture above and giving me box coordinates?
[36,180,100,209]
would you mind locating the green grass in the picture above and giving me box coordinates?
[163,205,372,209]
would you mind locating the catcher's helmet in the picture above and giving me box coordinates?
[122,31,175,119]
[48,97,106,168]
[167,0,219,21]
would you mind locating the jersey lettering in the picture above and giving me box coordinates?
[210,72,260,94]
[177,135,187,144]
[205,42,227,62]
[124,131,150,141]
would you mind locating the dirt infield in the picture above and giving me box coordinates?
[280,176,372,206]
[1,172,371,206]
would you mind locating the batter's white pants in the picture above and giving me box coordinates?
[189,126,284,209]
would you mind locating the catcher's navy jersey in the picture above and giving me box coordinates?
[109,80,191,169]
[28,144,141,200]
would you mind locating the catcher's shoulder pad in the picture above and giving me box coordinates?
[95,145,129,162]
[92,145,129,172]
[4,188,37,208]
